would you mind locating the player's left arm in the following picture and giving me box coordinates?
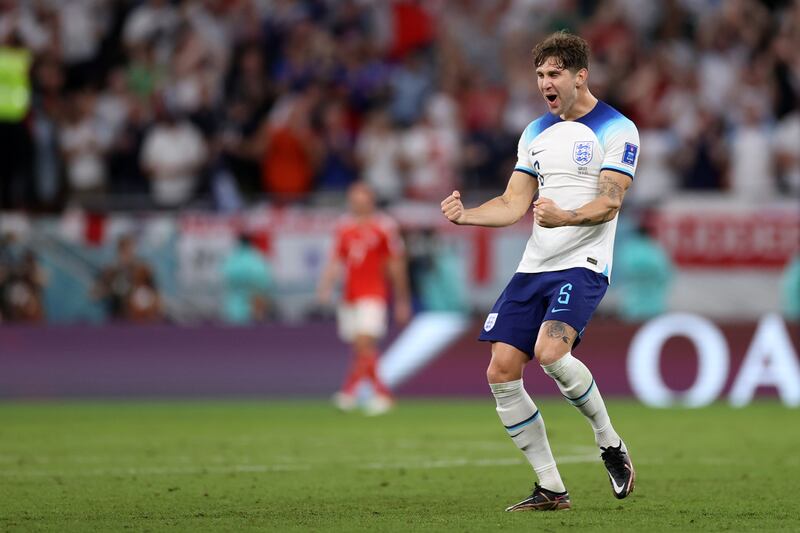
[534,169,632,227]
[317,229,344,306]
[387,254,412,325]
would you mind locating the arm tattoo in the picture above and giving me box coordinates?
[598,175,624,201]
[570,176,625,226]
[545,321,573,345]
[568,209,593,226]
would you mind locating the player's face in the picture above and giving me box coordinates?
[536,57,583,117]
[348,184,375,217]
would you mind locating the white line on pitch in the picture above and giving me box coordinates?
[361,453,599,470]
[0,464,310,478]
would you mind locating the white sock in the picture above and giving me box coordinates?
[490,379,566,493]
[542,353,624,451]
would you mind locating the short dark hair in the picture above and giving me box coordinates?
[532,31,590,72]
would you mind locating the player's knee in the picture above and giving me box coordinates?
[353,335,377,354]
[486,362,511,384]
[486,359,520,384]
[533,339,569,366]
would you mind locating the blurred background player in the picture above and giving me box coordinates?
[318,182,411,415]
[441,31,638,511]
[220,233,274,324]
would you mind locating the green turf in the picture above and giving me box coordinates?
[1,399,799,532]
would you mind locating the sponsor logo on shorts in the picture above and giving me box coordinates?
[550,307,571,314]
[483,313,498,331]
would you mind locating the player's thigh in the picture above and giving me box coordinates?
[354,298,388,339]
[487,342,530,384]
[336,304,357,342]
[337,299,387,342]
[534,320,578,366]
[478,273,549,359]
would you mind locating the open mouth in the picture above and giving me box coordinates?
[546,94,557,103]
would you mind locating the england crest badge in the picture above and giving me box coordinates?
[573,141,594,165]
[483,313,498,332]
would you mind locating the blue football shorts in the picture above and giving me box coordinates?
[478,267,608,358]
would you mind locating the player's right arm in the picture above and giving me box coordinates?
[317,227,344,306]
[440,170,538,227]
[316,255,341,306]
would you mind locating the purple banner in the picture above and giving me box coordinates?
[0,324,350,398]
[1,317,798,402]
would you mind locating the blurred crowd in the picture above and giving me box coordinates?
[0,233,46,321]
[0,0,797,213]
[0,228,279,324]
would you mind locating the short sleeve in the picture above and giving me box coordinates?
[514,124,536,177]
[601,120,640,179]
[333,223,347,259]
[378,216,405,256]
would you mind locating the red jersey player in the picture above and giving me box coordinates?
[317,182,412,415]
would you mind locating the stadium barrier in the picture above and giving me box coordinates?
[1,197,797,322]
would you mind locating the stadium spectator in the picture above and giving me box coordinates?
[219,233,274,324]
[0,249,47,323]
[400,102,460,201]
[121,0,178,53]
[0,23,35,209]
[774,109,800,197]
[316,99,358,192]
[355,109,404,204]
[253,87,321,202]
[388,51,432,127]
[140,101,207,208]
[614,219,674,322]
[727,108,775,199]
[781,254,800,322]
[124,262,162,322]
[406,228,467,313]
[92,235,158,321]
[317,182,411,415]
[59,87,111,208]
[30,56,64,211]
[679,109,728,191]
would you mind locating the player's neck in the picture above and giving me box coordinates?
[561,90,598,121]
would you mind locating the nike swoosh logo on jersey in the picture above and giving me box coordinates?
[550,308,570,313]
[530,149,546,157]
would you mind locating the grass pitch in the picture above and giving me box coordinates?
[1,399,799,532]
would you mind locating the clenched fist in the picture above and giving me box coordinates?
[533,197,569,228]
[441,190,466,224]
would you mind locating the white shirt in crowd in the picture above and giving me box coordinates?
[774,111,800,196]
[141,121,206,207]
[59,116,112,191]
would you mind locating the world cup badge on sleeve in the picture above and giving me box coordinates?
[573,141,594,165]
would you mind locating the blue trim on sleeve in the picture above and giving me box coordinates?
[601,166,634,179]
[515,167,538,178]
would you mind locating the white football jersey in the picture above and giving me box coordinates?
[514,100,640,280]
